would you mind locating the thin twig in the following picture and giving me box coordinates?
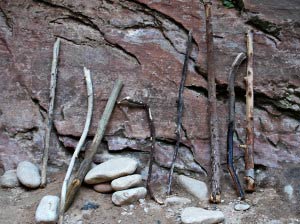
[245,30,255,192]
[59,67,93,224]
[227,53,246,199]
[204,2,221,203]
[118,97,164,204]
[167,30,193,195]
[41,38,60,187]
[64,80,123,211]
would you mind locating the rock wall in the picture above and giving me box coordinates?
[0,0,299,175]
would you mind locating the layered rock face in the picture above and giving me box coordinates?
[0,0,299,176]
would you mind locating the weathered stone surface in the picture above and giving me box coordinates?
[112,187,147,206]
[181,207,225,224]
[111,174,142,191]
[0,170,20,188]
[165,196,191,206]
[93,183,114,194]
[84,158,138,184]
[16,161,40,188]
[178,175,208,200]
[35,195,60,223]
[0,0,300,175]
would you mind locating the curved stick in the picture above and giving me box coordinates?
[59,67,93,224]
[227,53,246,199]
[41,38,60,187]
[167,30,193,195]
[118,97,163,204]
[245,30,255,192]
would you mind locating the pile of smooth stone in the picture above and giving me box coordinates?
[84,157,147,206]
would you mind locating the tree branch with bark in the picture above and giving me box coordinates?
[41,38,60,187]
[227,53,246,199]
[167,30,193,195]
[63,79,123,211]
[204,2,221,203]
[244,30,255,192]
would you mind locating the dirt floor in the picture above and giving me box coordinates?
[0,171,299,224]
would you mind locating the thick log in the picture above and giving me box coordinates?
[227,53,246,199]
[204,2,221,203]
[59,67,93,224]
[245,30,255,192]
[64,80,123,211]
[40,38,60,187]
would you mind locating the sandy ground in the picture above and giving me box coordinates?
[0,171,299,224]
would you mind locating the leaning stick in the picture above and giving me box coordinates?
[227,53,246,199]
[204,2,221,203]
[118,97,163,204]
[167,30,193,195]
[245,30,255,192]
[59,67,93,224]
[41,38,61,187]
[64,80,123,211]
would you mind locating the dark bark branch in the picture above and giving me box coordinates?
[41,38,60,187]
[227,53,246,199]
[64,80,123,211]
[118,97,163,204]
[204,2,221,203]
[245,30,255,192]
[167,30,193,195]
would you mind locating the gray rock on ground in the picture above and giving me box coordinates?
[177,175,208,200]
[93,182,114,193]
[111,174,142,191]
[84,158,138,184]
[234,202,250,211]
[0,170,20,188]
[112,187,147,206]
[165,196,191,206]
[35,195,60,223]
[16,161,41,188]
[181,207,225,224]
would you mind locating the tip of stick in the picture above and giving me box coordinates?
[210,193,221,204]
[245,177,255,192]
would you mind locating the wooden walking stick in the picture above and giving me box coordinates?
[118,97,163,204]
[204,2,221,203]
[63,80,123,211]
[167,30,193,195]
[59,67,93,224]
[244,30,255,192]
[227,53,246,199]
[41,38,60,187]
